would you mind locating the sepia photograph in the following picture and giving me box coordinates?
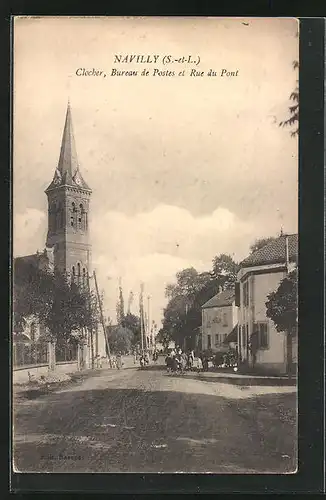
[12,16,298,474]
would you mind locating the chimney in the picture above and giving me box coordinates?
[285,235,289,273]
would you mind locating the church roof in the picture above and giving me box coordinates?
[45,102,91,192]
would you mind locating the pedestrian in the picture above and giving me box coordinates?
[180,352,187,373]
[116,352,122,370]
[187,350,194,370]
[202,354,209,372]
[133,350,137,364]
[195,356,203,372]
[165,353,172,373]
[145,351,150,365]
[139,353,145,369]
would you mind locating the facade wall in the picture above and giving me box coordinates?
[46,186,91,275]
[238,266,288,373]
[202,303,237,351]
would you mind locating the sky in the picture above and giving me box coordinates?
[13,17,299,328]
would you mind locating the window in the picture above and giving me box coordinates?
[77,263,81,276]
[222,312,228,326]
[70,216,74,227]
[243,280,249,307]
[207,334,211,349]
[255,322,269,349]
[215,334,219,346]
[235,282,240,306]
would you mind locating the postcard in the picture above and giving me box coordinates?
[12,16,298,474]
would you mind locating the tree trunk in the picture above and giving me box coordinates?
[286,331,293,378]
[90,328,95,369]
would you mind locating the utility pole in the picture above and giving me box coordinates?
[93,270,112,368]
[147,295,151,351]
[140,283,144,353]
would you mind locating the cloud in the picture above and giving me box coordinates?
[90,203,263,325]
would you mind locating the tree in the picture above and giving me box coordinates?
[162,255,239,350]
[106,325,133,354]
[156,328,172,351]
[279,60,299,137]
[122,312,141,345]
[116,284,125,325]
[14,259,100,346]
[165,267,204,301]
[249,236,277,254]
[211,254,239,291]
[265,268,298,376]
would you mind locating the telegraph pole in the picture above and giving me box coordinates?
[93,270,112,368]
[140,283,144,353]
[147,295,150,351]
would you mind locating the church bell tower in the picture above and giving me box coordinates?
[45,102,92,283]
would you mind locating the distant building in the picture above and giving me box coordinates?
[236,233,298,375]
[201,289,238,352]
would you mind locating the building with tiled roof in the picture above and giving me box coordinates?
[237,233,298,375]
[201,288,238,352]
[202,288,235,309]
[240,234,298,268]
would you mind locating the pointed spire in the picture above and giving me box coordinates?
[57,101,79,179]
[45,102,91,193]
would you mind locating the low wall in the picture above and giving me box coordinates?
[13,361,78,385]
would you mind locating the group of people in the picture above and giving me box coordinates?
[111,352,123,369]
[136,349,159,369]
[165,347,211,374]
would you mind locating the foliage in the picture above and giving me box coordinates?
[249,237,277,254]
[161,254,239,349]
[265,268,298,335]
[165,267,207,301]
[121,312,141,344]
[156,328,172,350]
[13,259,100,344]
[106,325,134,354]
[116,285,125,325]
[279,60,299,137]
[211,254,239,290]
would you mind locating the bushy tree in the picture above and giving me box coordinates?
[106,325,133,354]
[13,259,100,345]
[266,269,298,335]
[161,254,238,350]
[122,312,141,345]
[211,254,239,290]
[156,328,172,351]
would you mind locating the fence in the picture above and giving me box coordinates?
[56,343,78,363]
[13,341,48,368]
